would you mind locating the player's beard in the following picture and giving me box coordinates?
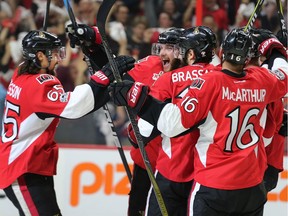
[170,58,184,71]
[46,63,58,76]
[47,70,56,76]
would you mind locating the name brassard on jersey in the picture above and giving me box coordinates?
[172,69,208,83]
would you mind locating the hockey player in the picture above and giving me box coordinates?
[250,28,287,192]
[109,28,288,215]
[141,26,218,216]
[0,30,135,216]
[124,27,184,216]
[67,24,185,215]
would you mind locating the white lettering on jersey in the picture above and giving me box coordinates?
[172,69,208,83]
[222,87,266,102]
[7,81,22,100]
[181,96,198,113]
[47,85,65,102]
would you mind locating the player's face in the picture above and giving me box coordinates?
[47,48,66,75]
[158,44,180,72]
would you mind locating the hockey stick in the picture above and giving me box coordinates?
[97,1,168,215]
[43,0,51,31]
[244,0,265,31]
[276,0,287,38]
[63,0,132,183]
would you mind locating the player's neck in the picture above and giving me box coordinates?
[222,61,244,74]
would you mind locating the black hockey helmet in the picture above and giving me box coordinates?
[221,28,252,64]
[151,27,184,56]
[158,27,185,44]
[179,26,216,63]
[22,30,64,61]
[250,28,276,58]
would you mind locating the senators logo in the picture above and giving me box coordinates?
[190,78,205,90]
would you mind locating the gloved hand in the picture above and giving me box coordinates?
[90,56,135,86]
[279,110,287,137]
[263,165,279,192]
[250,28,276,57]
[258,36,286,58]
[127,123,138,148]
[66,23,102,48]
[109,80,149,113]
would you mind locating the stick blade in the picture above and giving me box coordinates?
[97,0,116,34]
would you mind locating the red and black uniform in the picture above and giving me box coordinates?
[0,69,109,216]
[144,63,216,215]
[137,57,287,215]
[124,55,164,215]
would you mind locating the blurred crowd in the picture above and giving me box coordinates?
[0,0,287,145]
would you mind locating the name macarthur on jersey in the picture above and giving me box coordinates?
[222,87,266,102]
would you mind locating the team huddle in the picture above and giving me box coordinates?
[0,14,287,216]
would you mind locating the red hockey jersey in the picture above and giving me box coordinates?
[149,63,216,182]
[0,70,100,188]
[154,64,287,189]
[128,55,164,170]
[263,100,285,171]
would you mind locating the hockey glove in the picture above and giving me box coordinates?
[258,37,287,58]
[250,28,275,57]
[66,24,102,48]
[109,80,149,113]
[263,165,279,192]
[127,123,138,148]
[279,110,288,137]
[91,56,135,86]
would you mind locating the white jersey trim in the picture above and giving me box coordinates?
[263,136,273,147]
[195,111,217,167]
[157,104,187,137]
[188,182,200,216]
[138,118,154,137]
[60,84,94,119]
[12,180,32,216]
[161,134,172,159]
[9,113,53,164]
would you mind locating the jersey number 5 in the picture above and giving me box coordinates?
[1,101,20,143]
[225,107,260,152]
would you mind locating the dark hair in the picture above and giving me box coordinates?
[18,59,40,75]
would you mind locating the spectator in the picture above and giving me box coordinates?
[127,16,148,60]
[182,0,196,28]
[203,0,228,40]
[260,0,280,34]
[145,11,174,45]
[109,2,129,43]
[159,0,183,27]
[235,0,261,28]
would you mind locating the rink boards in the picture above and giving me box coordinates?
[0,145,287,216]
